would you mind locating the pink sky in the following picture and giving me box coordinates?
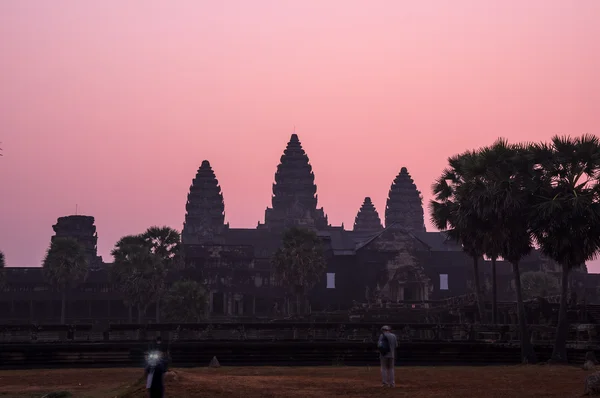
[0,1,599,270]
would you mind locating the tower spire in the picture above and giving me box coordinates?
[263,134,328,230]
[385,167,426,232]
[353,197,383,232]
[182,160,226,243]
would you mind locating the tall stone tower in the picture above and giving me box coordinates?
[52,215,103,269]
[353,197,383,233]
[182,160,227,244]
[385,167,426,232]
[262,134,328,231]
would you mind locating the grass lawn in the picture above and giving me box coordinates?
[0,365,592,397]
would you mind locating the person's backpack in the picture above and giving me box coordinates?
[378,333,390,355]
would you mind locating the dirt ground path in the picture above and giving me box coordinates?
[0,365,591,397]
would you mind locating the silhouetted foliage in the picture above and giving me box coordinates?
[429,150,487,322]
[42,238,88,324]
[529,134,600,362]
[110,227,182,323]
[431,139,539,363]
[140,226,183,322]
[521,271,560,300]
[141,226,182,270]
[272,227,327,315]
[162,279,208,323]
[464,139,538,363]
[110,234,164,323]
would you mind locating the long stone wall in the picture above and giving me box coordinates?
[0,340,593,370]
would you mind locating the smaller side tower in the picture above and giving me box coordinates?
[52,215,103,269]
[182,160,227,244]
[353,197,383,233]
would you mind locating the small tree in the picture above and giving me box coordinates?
[162,279,208,323]
[110,235,164,323]
[42,238,88,324]
[521,271,560,300]
[272,227,327,316]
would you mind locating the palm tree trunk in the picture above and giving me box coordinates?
[491,256,498,324]
[60,291,66,324]
[472,257,486,323]
[550,266,570,363]
[512,261,537,363]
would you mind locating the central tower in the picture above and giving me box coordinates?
[385,167,426,232]
[261,134,328,231]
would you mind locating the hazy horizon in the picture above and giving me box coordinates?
[1,1,599,270]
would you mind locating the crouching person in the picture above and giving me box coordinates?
[378,325,398,387]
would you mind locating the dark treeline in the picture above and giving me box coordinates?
[430,134,600,363]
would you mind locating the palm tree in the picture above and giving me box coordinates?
[480,223,504,324]
[529,135,600,363]
[42,238,89,324]
[468,139,538,363]
[110,235,164,323]
[430,151,487,323]
[162,279,208,323]
[110,234,144,321]
[272,227,327,316]
[140,226,182,322]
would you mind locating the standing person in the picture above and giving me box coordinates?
[377,325,398,387]
[145,336,168,398]
[145,353,167,398]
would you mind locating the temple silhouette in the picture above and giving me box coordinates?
[0,134,597,323]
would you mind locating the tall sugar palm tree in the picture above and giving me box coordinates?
[140,226,182,322]
[42,238,89,324]
[430,150,487,323]
[467,139,538,363]
[529,134,600,362]
[272,227,327,316]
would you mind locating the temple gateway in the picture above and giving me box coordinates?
[0,134,597,323]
